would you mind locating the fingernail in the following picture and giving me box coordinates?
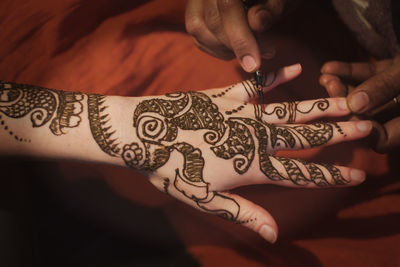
[350,169,366,183]
[242,55,256,72]
[349,91,369,112]
[259,225,277,243]
[287,63,301,73]
[356,121,372,132]
[337,98,348,111]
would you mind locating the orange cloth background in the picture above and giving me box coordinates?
[1,0,399,266]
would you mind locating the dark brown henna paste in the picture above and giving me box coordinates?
[50,91,84,135]
[87,94,120,156]
[0,81,57,128]
[0,81,84,139]
[262,99,330,123]
[212,85,234,98]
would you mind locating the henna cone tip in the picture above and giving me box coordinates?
[259,225,277,243]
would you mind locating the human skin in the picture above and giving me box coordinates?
[320,56,400,152]
[0,64,372,243]
[185,0,288,72]
[185,0,399,153]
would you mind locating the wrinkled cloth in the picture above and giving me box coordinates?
[332,0,400,58]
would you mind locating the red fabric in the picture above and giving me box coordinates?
[1,0,399,266]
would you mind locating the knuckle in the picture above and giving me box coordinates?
[185,16,204,36]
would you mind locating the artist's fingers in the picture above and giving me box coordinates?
[319,74,354,97]
[186,0,235,60]
[268,121,372,151]
[347,61,400,114]
[207,63,302,101]
[320,60,393,83]
[253,156,366,188]
[217,0,261,72]
[253,97,350,124]
[151,176,278,243]
[370,118,400,153]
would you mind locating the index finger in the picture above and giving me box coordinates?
[217,0,261,72]
[348,61,400,113]
[321,60,393,83]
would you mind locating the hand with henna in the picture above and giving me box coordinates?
[0,64,372,244]
[320,55,400,153]
[185,0,289,72]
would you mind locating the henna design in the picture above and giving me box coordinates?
[0,81,57,128]
[211,119,254,174]
[232,117,344,185]
[127,93,241,221]
[117,91,345,223]
[225,102,247,115]
[122,142,145,168]
[163,178,170,195]
[261,99,330,123]
[291,123,334,148]
[242,80,257,98]
[50,91,84,135]
[212,85,234,98]
[87,94,120,156]
[234,218,257,225]
[0,81,84,139]
[333,122,346,137]
[241,71,272,100]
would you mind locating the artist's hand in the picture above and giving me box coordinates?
[185,0,286,72]
[123,64,372,243]
[320,56,400,153]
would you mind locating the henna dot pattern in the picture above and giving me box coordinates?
[0,115,30,142]
[333,122,346,137]
[225,102,247,115]
[212,86,234,98]
[234,217,257,225]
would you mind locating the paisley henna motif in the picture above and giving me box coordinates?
[0,81,83,137]
[0,81,57,128]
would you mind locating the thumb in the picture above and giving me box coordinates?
[216,191,279,243]
[150,175,279,243]
[347,62,400,114]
